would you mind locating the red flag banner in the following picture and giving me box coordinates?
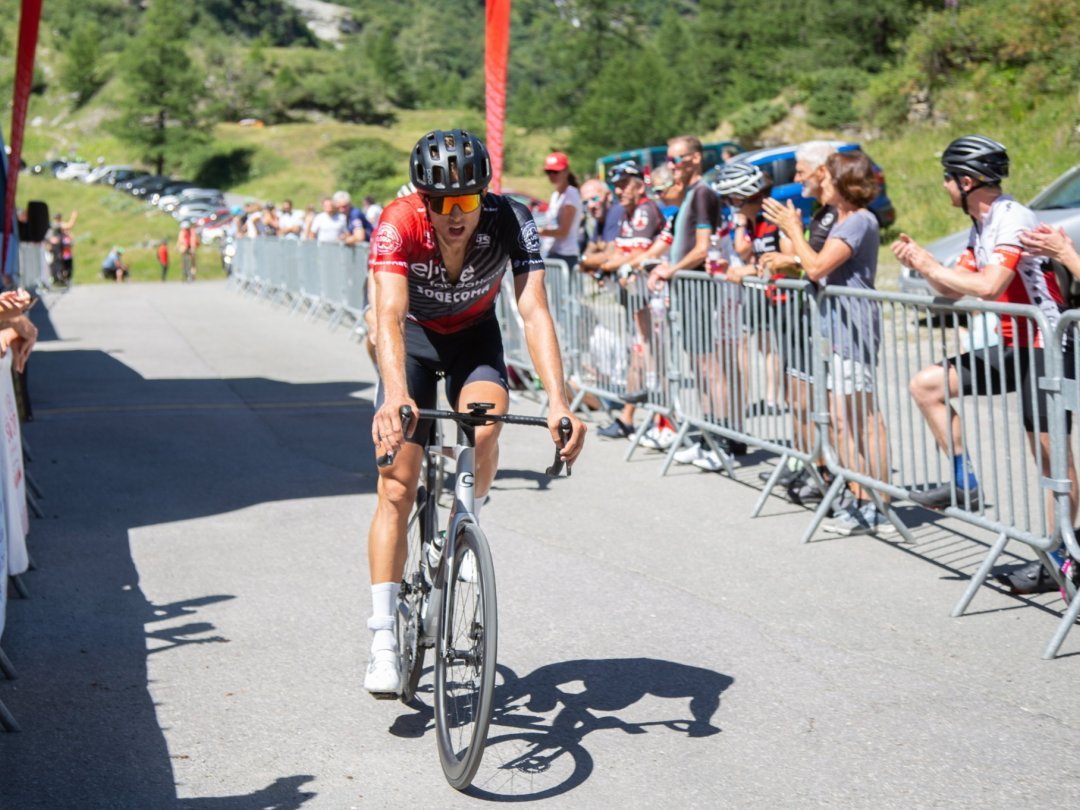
[3,0,44,277]
[485,0,511,194]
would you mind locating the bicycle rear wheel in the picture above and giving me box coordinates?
[434,522,498,789]
[396,484,434,703]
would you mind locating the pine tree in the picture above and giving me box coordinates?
[111,0,208,175]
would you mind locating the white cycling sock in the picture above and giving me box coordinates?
[368,581,399,653]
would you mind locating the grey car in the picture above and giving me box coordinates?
[899,165,1080,296]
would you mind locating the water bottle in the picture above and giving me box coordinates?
[707,233,723,276]
[426,529,446,574]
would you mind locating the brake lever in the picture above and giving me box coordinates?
[376,405,414,468]
[545,417,573,478]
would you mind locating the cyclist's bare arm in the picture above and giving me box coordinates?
[513,270,586,463]
[372,271,417,454]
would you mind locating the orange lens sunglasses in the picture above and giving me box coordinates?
[425,193,482,215]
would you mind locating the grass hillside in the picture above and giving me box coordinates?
[16,176,224,284]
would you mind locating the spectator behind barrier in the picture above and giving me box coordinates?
[771,151,896,536]
[641,136,728,463]
[760,141,839,500]
[582,162,667,440]
[894,135,1078,590]
[538,152,584,271]
[578,177,623,267]
[720,163,785,420]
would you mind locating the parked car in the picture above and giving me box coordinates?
[702,140,896,229]
[130,175,175,197]
[898,164,1080,297]
[84,164,132,184]
[174,202,222,222]
[150,181,196,206]
[55,161,91,181]
[107,168,148,187]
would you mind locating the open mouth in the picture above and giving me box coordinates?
[448,225,466,238]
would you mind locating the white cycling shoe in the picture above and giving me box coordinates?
[364,648,402,697]
[457,551,478,584]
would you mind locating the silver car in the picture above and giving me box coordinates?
[899,165,1080,296]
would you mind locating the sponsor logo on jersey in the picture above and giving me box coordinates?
[631,208,651,232]
[820,211,836,229]
[475,233,492,248]
[374,223,402,255]
[519,220,541,255]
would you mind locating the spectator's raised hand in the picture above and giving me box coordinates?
[1020,223,1074,261]
[761,198,802,240]
[891,233,935,273]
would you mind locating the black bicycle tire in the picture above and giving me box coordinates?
[466,731,595,802]
[397,484,433,703]
[434,522,498,790]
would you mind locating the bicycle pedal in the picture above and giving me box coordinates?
[368,690,401,701]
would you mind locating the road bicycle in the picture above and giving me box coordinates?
[379,402,571,790]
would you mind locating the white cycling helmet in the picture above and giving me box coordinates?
[713,162,769,199]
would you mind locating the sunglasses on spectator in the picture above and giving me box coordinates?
[587,195,604,203]
[424,193,483,215]
[666,154,690,166]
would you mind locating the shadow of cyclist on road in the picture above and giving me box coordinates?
[390,657,731,800]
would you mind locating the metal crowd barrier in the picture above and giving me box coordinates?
[233,238,1080,659]
[14,244,51,291]
[231,238,369,333]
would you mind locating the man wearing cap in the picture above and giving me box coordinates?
[538,152,584,270]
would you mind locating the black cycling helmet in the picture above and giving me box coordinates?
[410,129,492,195]
[941,135,1009,184]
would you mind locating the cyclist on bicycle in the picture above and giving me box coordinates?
[364,129,586,695]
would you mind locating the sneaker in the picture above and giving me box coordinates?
[364,648,402,696]
[691,449,724,472]
[673,441,706,465]
[640,426,677,450]
[789,472,825,505]
[909,483,980,511]
[860,502,898,534]
[992,559,1058,595]
[830,487,856,517]
[598,419,632,439]
[822,502,875,536]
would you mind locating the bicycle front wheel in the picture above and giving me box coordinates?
[434,522,498,790]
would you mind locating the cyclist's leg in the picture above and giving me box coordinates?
[365,353,437,692]
[446,318,511,506]
[456,379,508,503]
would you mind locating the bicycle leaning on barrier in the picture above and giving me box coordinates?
[380,403,572,790]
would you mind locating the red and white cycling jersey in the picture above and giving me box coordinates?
[369,192,544,334]
[614,197,665,254]
[959,195,1064,347]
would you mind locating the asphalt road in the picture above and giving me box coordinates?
[1,280,1078,808]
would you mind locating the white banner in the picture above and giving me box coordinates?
[0,352,28,576]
